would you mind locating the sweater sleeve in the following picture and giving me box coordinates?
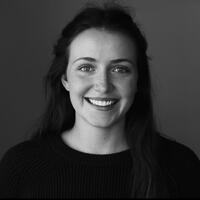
[174,146,200,198]
[161,137,200,198]
[0,147,23,198]
[0,140,40,198]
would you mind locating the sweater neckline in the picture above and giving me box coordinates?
[47,134,132,166]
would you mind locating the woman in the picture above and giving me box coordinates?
[0,2,199,198]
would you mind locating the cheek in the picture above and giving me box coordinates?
[122,80,137,114]
[117,77,137,100]
[68,75,91,97]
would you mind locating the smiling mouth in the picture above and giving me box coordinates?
[84,97,119,107]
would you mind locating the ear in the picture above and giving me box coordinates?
[61,75,69,91]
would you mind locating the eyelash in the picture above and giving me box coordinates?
[112,66,130,73]
[78,64,130,73]
[78,64,95,72]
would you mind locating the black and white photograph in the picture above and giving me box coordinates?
[0,0,200,198]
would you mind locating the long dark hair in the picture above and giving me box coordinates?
[31,2,173,198]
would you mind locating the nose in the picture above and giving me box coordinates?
[93,71,113,93]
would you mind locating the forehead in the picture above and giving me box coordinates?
[68,28,137,62]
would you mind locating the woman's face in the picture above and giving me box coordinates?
[62,28,138,128]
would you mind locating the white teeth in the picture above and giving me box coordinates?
[88,99,115,106]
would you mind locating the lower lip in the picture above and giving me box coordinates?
[85,98,118,111]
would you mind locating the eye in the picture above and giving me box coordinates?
[78,64,95,72]
[112,66,130,73]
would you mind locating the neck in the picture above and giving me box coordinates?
[62,117,129,155]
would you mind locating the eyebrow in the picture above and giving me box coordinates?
[72,57,135,65]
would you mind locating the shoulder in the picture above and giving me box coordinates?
[158,133,200,198]
[0,139,40,197]
[158,134,199,164]
[0,136,59,197]
[1,137,44,162]
[0,137,47,175]
[0,135,61,176]
[0,134,60,165]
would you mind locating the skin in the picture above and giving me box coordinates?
[61,28,138,154]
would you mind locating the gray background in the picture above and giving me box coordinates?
[0,0,200,159]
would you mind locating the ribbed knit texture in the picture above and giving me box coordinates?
[0,134,200,198]
[0,134,133,198]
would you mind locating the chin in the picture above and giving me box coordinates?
[86,117,121,129]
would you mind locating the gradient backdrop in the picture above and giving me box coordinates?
[0,0,200,159]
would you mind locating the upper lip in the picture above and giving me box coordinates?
[85,97,119,101]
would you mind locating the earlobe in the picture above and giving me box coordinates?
[61,75,69,91]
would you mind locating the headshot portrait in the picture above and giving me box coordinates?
[0,0,200,198]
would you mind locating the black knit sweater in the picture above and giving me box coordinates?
[0,134,199,198]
